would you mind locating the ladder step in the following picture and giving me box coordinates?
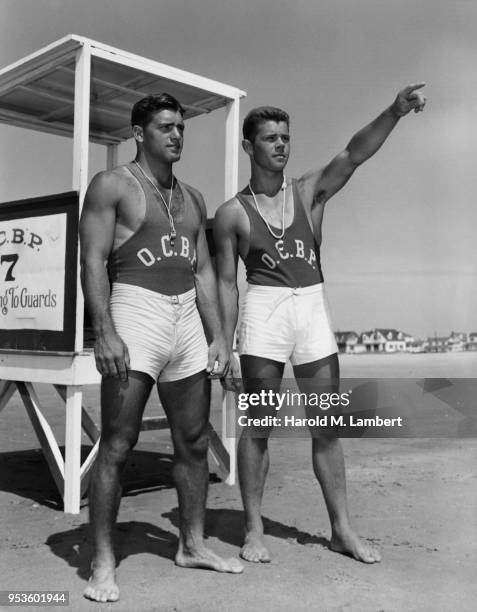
[140,416,169,431]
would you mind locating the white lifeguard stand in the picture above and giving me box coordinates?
[0,35,245,513]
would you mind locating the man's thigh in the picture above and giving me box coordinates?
[100,370,155,438]
[293,354,340,432]
[240,355,285,421]
[157,370,211,440]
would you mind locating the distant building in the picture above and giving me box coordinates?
[335,331,362,353]
[336,329,476,354]
[427,336,448,353]
[447,332,467,352]
[466,332,477,351]
[408,339,427,353]
[360,329,409,353]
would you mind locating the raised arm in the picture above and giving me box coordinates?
[79,172,130,381]
[193,193,229,378]
[299,83,427,208]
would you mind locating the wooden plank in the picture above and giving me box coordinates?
[222,390,236,485]
[88,40,245,101]
[54,384,100,443]
[58,66,152,108]
[0,380,16,413]
[0,107,121,145]
[222,101,240,486]
[140,416,169,432]
[0,48,78,95]
[0,35,77,80]
[28,85,130,123]
[207,422,230,482]
[54,383,99,501]
[63,385,83,513]
[106,144,119,170]
[72,44,92,354]
[79,438,100,497]
[79,408,100,443]
[17,382,65,497]
[224,98,240,199]
[57,66,212,113]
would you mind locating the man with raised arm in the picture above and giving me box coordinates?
[80,93,243,603]
[214,84,426,565]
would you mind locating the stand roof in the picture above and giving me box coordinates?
[0,34,246,145]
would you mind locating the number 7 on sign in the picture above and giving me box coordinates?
[1,254,19,281]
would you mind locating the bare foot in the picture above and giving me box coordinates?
[240,532,271,563]
[83,563,119,603]
[175,545,244,574]
[329,527,381,564]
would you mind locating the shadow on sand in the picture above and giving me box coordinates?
[0,447,179,510]
[46,505,330,580]
[163,507,330,550]
[46,521,179,580]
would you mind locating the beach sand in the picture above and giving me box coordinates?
[1,352,476,611]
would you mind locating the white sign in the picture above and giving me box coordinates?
[0,213,67,331]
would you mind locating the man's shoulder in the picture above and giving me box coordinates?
[178,180,204,204]
[88,165,131,192]
[84,166,139,213]
[214,196,247,233]
[215,196,242,219]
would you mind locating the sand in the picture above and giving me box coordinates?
[1,352,476,611]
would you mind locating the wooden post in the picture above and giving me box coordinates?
[63,385,83,513]
[224,98,240,198]
[106,143,119,170]
[72,42,91,354]
[63,41,92,513]
[222,98,241,485]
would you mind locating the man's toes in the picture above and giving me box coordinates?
[107,589,120,601]
[359,546,380,563]
[84,587,98,602]
[227,558,244,573]
[260,550,271,562]
[241,548,258,563]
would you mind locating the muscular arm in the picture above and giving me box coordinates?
[299,83,427,210]
[213,202,243,387]
[193,195,228,376]
[213,202,240,352]
[79,172,130,380]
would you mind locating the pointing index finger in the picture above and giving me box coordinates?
[404,82,426,94]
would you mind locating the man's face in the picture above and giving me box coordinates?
[136,109,184,163]
[246,120,290,172]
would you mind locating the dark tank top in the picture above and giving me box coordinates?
[237,179,324,288]
[108,163,202,296]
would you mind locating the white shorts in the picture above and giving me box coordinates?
[238,283,338,366]
[110,282,208,382]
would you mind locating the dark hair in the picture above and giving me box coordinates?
[131,93,184,128]
[242,106,290,142]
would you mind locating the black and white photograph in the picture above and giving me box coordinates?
[0,1,475,610]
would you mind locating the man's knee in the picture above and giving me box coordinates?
[311,427,340,446]
[174,426,209,460]
[100,428,139,462]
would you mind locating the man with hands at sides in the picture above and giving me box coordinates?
[214,84,426,565]
[80,93,243,603]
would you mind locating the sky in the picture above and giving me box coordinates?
[0,0,476,339]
